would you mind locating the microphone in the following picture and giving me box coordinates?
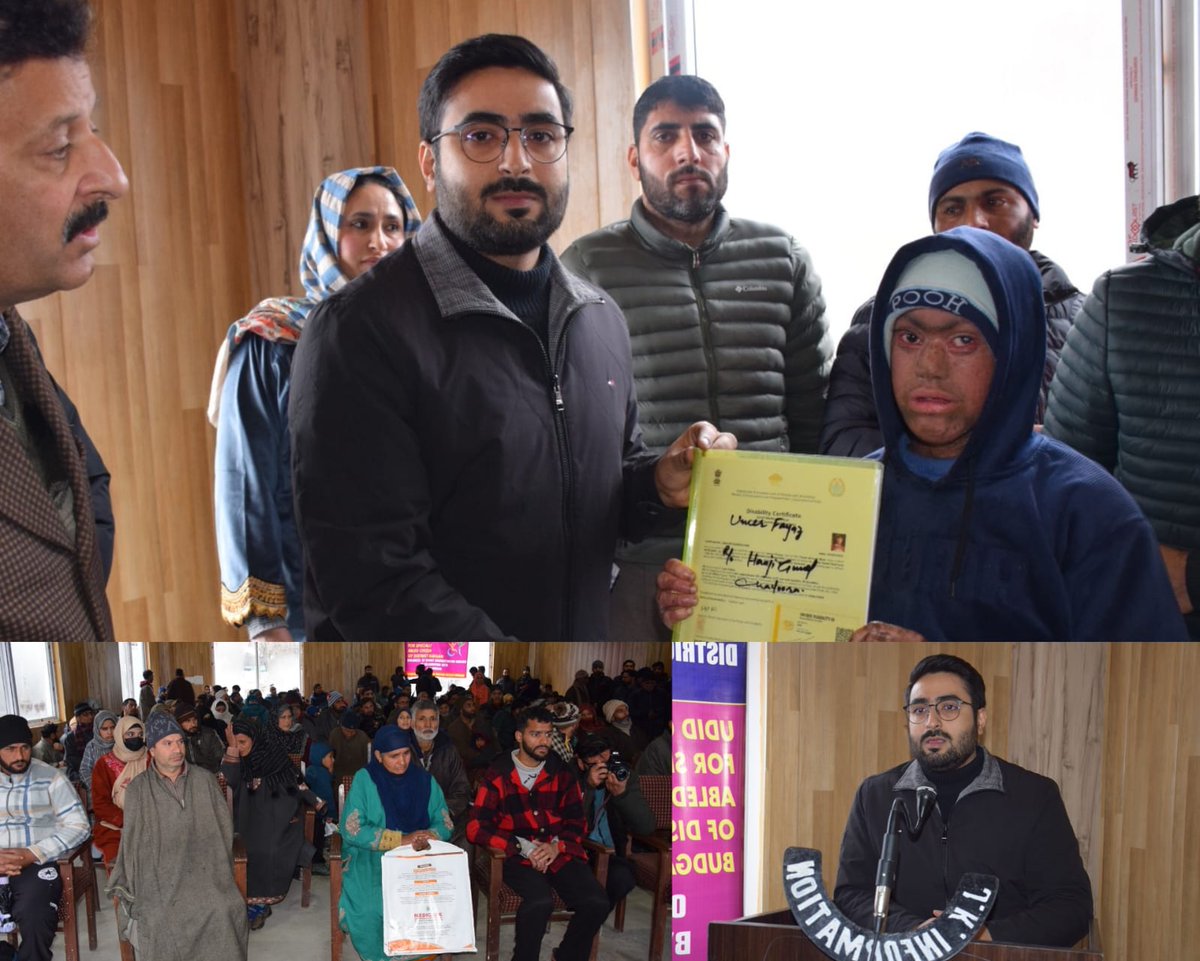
[914,785,937,833]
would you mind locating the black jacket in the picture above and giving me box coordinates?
[414,730,472,841]
[581,767,655,856]
[290,215,662,640]
[820,250,1083,457]
[834,750,1092,947]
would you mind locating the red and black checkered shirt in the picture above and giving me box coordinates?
[466,751,586,873]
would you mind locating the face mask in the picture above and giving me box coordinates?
[124,737,145,752]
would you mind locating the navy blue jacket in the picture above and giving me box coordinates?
[867,228,1185,640]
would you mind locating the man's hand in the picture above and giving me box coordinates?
[848,621,927,642]
[529,840,558,873]
[654,421,737,508]
[0,848,35,876]
[1160,545,1194,614]
[655,558,698,628]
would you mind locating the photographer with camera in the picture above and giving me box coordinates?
[576,733,655,912]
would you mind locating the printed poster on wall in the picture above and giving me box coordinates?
[405,642,469,678]
[672,641,747,961]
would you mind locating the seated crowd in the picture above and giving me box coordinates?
[0,657,670,960]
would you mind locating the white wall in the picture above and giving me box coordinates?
[693,0,1125,338]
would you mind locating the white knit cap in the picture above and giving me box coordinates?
[882,249,997,365]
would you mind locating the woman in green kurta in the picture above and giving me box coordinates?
[340,725,453,961]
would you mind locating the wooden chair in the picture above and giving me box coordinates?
[471,837,611,961]
[328,775,356,961]
[4,835,100,961]
[612,774,671,961]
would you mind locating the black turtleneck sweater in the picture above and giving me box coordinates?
[923,748,985,822]
[440,213,554,346]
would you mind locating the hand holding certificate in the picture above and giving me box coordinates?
[666,449,883,642]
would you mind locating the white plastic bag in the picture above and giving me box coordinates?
[381,840,476,956]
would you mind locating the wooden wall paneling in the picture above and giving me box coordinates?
[1099,644,1200,961]
[1007,644,1106,892]
[82,643,124,713]
[146,642,216,690]
[628,0,651,95]
[300,643,414,697]
[587,0,640,227]
[757,643,1024,910]
[364,0,425,202]
[491,642,533,685]
[531,641,670,695]
[232,0,375,299]
[55,644,90,721]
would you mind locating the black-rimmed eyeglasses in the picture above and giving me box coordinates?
[903,698,973,724]
[429,121,574,164]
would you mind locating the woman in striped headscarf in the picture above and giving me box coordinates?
[211,168,421,642]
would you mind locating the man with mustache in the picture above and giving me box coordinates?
[0,713,90,961]
[467,706,606,961]
[0,0,128,642]
[833,655,1093,947]
[290,35,734,640]
[562,74,830,641]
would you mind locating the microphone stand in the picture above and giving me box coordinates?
[872,786,937,951]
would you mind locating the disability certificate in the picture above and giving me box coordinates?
[672,449,883,642]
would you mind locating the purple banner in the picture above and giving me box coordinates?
[672,642,747,960]
[405,642,469,677]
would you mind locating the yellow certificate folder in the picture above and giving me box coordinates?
[672,449,883,643]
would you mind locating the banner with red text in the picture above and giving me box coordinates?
[672,641,747,961]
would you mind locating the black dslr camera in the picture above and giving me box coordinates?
[606,751,631,782]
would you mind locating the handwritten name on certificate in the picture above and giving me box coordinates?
[672,449,883,643]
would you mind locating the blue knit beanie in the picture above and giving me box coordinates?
[928,132,1039,224]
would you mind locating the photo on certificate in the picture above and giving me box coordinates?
[672,450,884,642]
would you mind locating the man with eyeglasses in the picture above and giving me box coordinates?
[562,74,831,642]
[290,34,734,641]
[833,654,1093,947]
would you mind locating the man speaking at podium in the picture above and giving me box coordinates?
[833,654,1092,947]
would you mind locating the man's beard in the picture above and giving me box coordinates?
[1009,210,1036,251]
[414,729,437,743]
[521,742,549,760]
[437,175,568,258]
[909,726,978,773]
[0,757,29,775]
[638,160,728,224]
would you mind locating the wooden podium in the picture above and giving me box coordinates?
[708,909,1103,961]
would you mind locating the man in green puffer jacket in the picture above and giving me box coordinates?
[562,74,831,642]
[1045,194,1200,639]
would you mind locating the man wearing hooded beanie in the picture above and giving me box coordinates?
[660,227,1185,640]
